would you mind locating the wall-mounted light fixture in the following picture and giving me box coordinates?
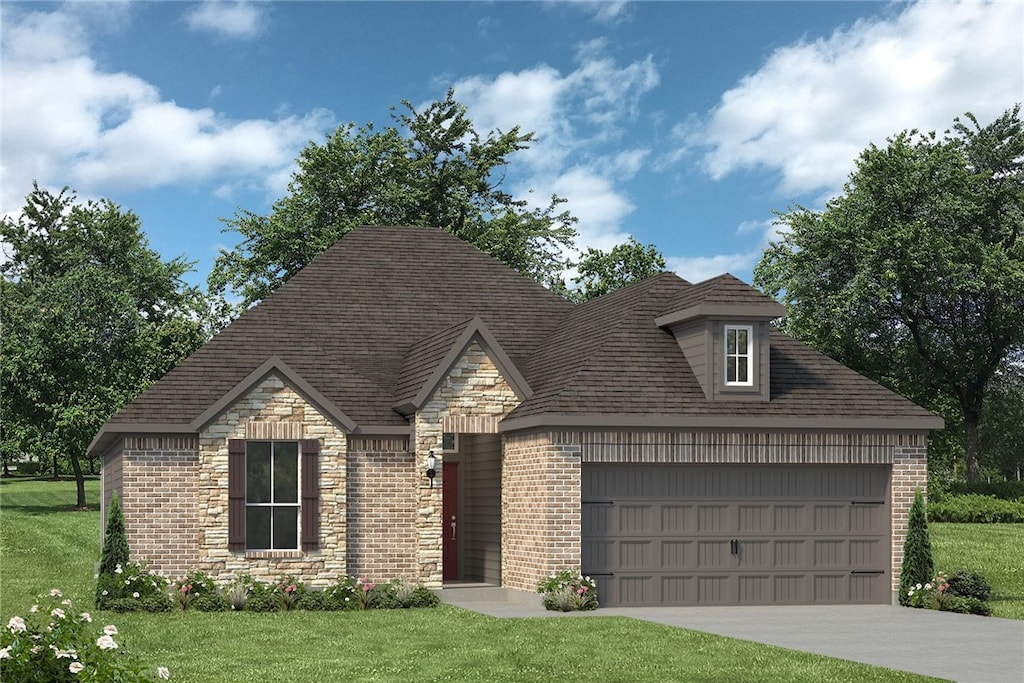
[426,450,437,488]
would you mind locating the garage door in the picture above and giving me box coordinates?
[582,464,890,607]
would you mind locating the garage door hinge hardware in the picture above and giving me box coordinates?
[582,500,615,506]
[850,501,885,505]
[850,570,884,575]
[585,572,614,577]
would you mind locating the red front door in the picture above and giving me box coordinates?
[442,462,458,581]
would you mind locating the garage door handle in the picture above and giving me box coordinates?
[851,501,885,505]
[730,539,739,555]
[850,570,884,575]
[585,572,615,577]
[582,500,615,506]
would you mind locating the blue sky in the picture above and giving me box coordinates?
[2,1,1021,290]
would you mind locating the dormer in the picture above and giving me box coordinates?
[654,274,786,402]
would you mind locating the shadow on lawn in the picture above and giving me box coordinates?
[0,477,100,514]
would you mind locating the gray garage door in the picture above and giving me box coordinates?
[582,464,890,607]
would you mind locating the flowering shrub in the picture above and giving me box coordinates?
[171,570,228,612]
[905,571,992,616]
[96,562,172,613]
[0,589,169,681]
[275,576,306,611]
[537,570,598,611]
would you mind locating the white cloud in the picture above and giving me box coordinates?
[0,5,332,215]
[184,1,266,39]
[681,0,1023,198]
[453,41,659,255]
[667,252,759,284]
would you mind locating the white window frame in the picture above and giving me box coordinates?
[724,325,754,387]
[245,440,300,551]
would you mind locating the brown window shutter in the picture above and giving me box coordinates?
[301,439,320,551]
[228,439,246,551]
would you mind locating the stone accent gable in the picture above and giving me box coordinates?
[197,374,347,586]
[414,341,521,587]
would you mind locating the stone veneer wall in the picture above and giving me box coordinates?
[197,374,347,586]
[346,437,418,581]
[118,437,200,579]
[501,432,582,592]
[413,341,520,587]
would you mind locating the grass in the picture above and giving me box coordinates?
[5,477,1008,683]
[931,522,1024,619]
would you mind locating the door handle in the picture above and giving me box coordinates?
[450,517,457,541]
[730,539,739,555]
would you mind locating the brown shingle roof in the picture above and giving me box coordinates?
[94,226,939,453]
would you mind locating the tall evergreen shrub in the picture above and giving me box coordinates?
[96,491,130,607]
[899,488,935,606]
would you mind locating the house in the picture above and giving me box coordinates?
[88,226,942,607]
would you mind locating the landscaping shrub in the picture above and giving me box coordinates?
[898,488,934,606]
[409,587,440,608]
[245,589,281,613]
[946,569,992,601]
[294,590,337,611]
[949,479,1024,501]
[275,576,307,611]
[927,494,1024,523]
[537,570,598,611]
[1,589,171,681]
[193,593,230,612]
[96,562,170,611]
[225,579,249,611]
[95,492,130,608]
[14,460,41,475]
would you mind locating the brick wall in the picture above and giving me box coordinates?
[891,442,929,597]
[501,432,582,592]
[413,341,520,587]
[196,374,347,586]
[119,437,199,579]
[346,438,417,581]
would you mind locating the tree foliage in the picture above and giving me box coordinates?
[0,184,212,506]
[210,89,578,308]
[569,237,666,302]
[755,105,1024,483]
[899,488,935,606]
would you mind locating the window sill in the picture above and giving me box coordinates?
[244,550,303,560]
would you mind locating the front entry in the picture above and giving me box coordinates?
[442,462,459,580]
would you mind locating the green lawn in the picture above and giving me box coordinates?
[931,522,1024,619]
[7,477,1015,682]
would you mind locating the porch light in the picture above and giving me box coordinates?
[426,450,437,488]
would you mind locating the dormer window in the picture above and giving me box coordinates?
[724,325,753,386]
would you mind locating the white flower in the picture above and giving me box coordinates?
[51,608,65,619]
[29,604,39,613]
[61,599,72,606]
[0,646,11,659]
[49,589,63,597]
[7,616,26,633]
[69,661,85,674]
[114,565,123,574]
[54,648,78,659]
[132,592,140,598]
[103,624,118,636]
[80,612,92,623]
[96,635,118,650]
[158,666,171,679]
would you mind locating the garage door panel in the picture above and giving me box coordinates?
[582,464,891,606]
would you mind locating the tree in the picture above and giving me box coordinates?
[96,491,130,608]
[569,237,666,302]
[210,89,578,308]
[0,184,212,507]
[899,488,935,606]
[755,106,1024,484]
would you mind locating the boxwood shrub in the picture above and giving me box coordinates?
[927,493,1024,523]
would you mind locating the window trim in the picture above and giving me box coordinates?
[724,324,754,387]
[245,440,300,552]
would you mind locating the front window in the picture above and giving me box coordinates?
[725,325,753,386]
[246,441,298,550]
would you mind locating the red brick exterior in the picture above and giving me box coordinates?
[891,440,929,597]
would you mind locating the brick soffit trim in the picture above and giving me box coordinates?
[499,412,943,432]
[396,316,532,414]
[189,355,358,433]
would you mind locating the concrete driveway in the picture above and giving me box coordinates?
[441,588,1024,683]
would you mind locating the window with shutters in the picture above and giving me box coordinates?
[245,441,299,550]
[228,437,319,553]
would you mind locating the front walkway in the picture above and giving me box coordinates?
[439,587,1024,683]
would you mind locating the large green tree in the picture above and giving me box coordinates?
[210,89,578,307]
[755,105,1024,484]
[0,185,212,507]
[569,237,666,302]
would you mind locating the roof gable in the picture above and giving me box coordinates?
[393,316,532,415]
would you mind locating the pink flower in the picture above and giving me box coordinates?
[362,582,374,592]
[103,624,118,636]
[285,584,297,594]
[96,635,118,650]
[69,661,85,674]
